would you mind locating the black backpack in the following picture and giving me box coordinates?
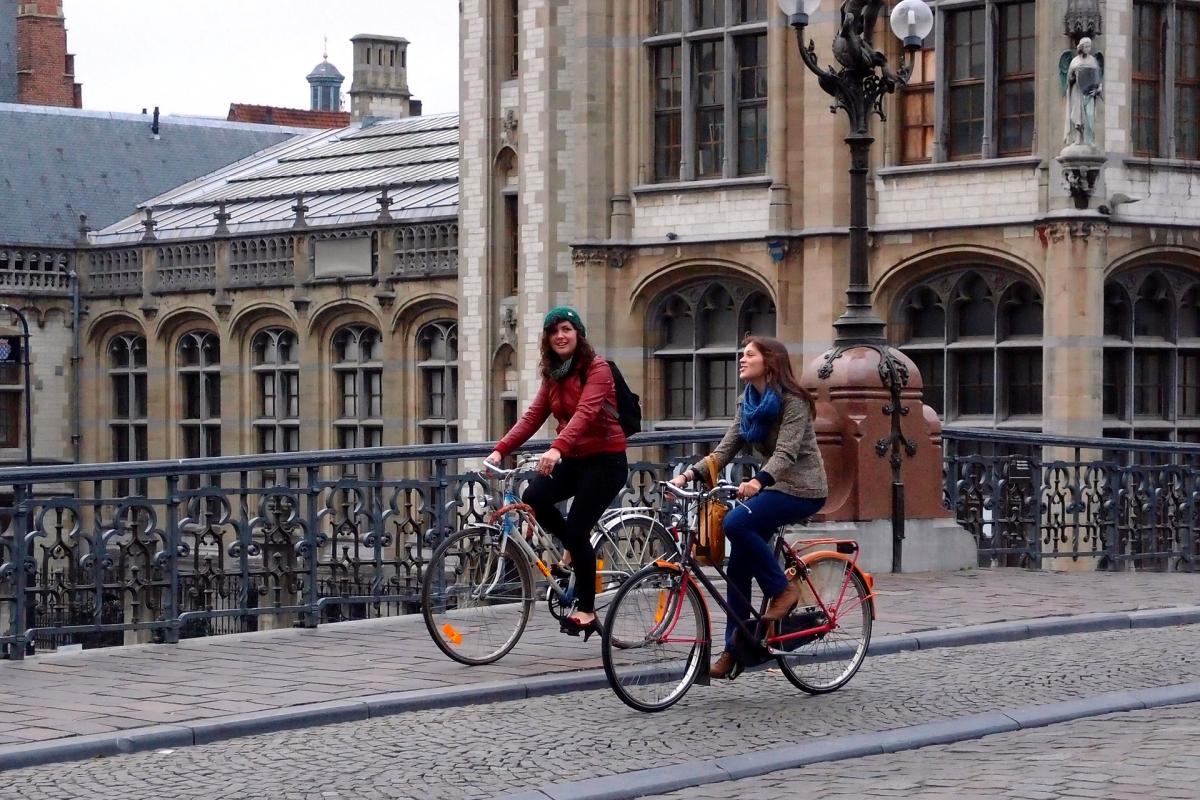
[582,359,642,437]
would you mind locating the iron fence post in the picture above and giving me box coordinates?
[8,484,30,659]
[302,465,320,628]
[433,458,450,544]
[164,474,180,644]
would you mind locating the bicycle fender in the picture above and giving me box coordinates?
[798,551,877,620]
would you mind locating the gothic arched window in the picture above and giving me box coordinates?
[1104,268,1200,443]
[418,321,458,444]
[178,331,222,476]
[895,268,1043,423]
[108,332,148,495]
[332,325,383,449]
[252,327,299,449]
[652,279,776,424]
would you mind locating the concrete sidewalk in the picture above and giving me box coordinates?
[0,568,1195,755]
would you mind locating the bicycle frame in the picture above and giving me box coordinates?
[465,461,673,604]
[651,485,876,657]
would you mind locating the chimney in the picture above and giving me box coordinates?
[348,34,415,121]
[15,0,82,107]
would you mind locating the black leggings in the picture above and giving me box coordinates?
[521,452,628,614]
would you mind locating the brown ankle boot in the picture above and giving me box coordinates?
[710,650,741,680]
[763,583,800,621]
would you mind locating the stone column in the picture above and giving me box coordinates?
[767,4,791,231]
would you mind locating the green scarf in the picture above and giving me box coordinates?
[549,357,574,381]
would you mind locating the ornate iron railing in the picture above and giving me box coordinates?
[942,428,1200,571]
[6,425,1195,658]
[0,430,724,659]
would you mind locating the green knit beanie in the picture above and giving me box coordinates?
[543,306,586,337]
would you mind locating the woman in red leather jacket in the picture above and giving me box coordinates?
[486,307,627,640]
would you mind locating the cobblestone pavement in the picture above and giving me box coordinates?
[2,626,1198,799]
[648,704,1200,800]
[0,568,1193,747]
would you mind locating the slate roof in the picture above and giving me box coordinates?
[307,60,345,81]
[0,103,306,247]
[93,112,459,244]
[0,0,16,103]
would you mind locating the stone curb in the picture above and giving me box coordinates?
[1,605,1198,772]
[496,682,1200,800]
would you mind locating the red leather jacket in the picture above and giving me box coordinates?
[495,357,627,459]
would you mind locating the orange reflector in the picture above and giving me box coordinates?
[535,560,551,578]
[654,591,667,624]
[441,623,463,645]
[595,558,605,593]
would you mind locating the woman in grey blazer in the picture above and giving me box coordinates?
[670,336,828,680]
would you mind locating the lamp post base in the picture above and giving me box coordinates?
[802,344,950,572]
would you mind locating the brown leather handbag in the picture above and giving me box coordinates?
[695,455,727,567]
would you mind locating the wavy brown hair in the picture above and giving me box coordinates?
[743,335,816,414]
[540,325,597,380]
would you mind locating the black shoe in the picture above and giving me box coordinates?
[560,614,602,642]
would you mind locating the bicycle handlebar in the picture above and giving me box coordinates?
[660,480,739,503]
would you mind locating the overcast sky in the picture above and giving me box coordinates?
[62,0,460,119]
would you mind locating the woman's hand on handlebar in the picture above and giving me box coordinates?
[536,447,562,476]
[486,450,503,466]
[668,470,691,488]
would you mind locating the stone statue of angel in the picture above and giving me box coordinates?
[1060,37,1104,147]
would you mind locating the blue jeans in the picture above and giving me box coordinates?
[722,491,825,650]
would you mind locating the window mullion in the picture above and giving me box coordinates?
[682,39,696,180]
[933,11,947,162]
[724,31,736,178]
[982,1,997,159]
[1164,2,1179,158]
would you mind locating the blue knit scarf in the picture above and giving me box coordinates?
[740,384,782,444]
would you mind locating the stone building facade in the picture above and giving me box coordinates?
[458,0,1200,453]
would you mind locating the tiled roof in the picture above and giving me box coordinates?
[93,113,459,243]
[228,103,351,130]
[0,103,306,247]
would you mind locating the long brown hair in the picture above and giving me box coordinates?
[539,326,597,380]
[743,335,816,414]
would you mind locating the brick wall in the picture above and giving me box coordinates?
[15,0,82,108]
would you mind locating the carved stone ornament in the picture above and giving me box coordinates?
[500,108,518,145]
[572,246,629,269]
[1065,0,1102,41]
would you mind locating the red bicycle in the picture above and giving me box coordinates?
[600,480,876,712]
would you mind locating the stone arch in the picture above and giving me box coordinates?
[153,306,218,344]
[229,302,298,343]
[875,245,1044,310]
[629,258,775,314]
[306,298,383,342]
[389,293,458,337]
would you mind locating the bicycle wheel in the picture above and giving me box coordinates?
[775,554,872,694]
[601,566,709,712]
[421,528,534,665]
[593,515,677,595]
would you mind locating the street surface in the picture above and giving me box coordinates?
[1,568,1194,748]
[2,625,1197,799]
[650,704,1200,800]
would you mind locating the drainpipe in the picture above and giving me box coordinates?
[67,265,81,464]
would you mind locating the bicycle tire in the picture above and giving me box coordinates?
[601,566,709,713]
[546,515,676,621]
[593,515,677,594]
[774,554,872,694]
[421,527,534,666]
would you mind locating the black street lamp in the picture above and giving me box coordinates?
[780,0,935,573]
[0,303,33,466]
[778,0,933,345]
